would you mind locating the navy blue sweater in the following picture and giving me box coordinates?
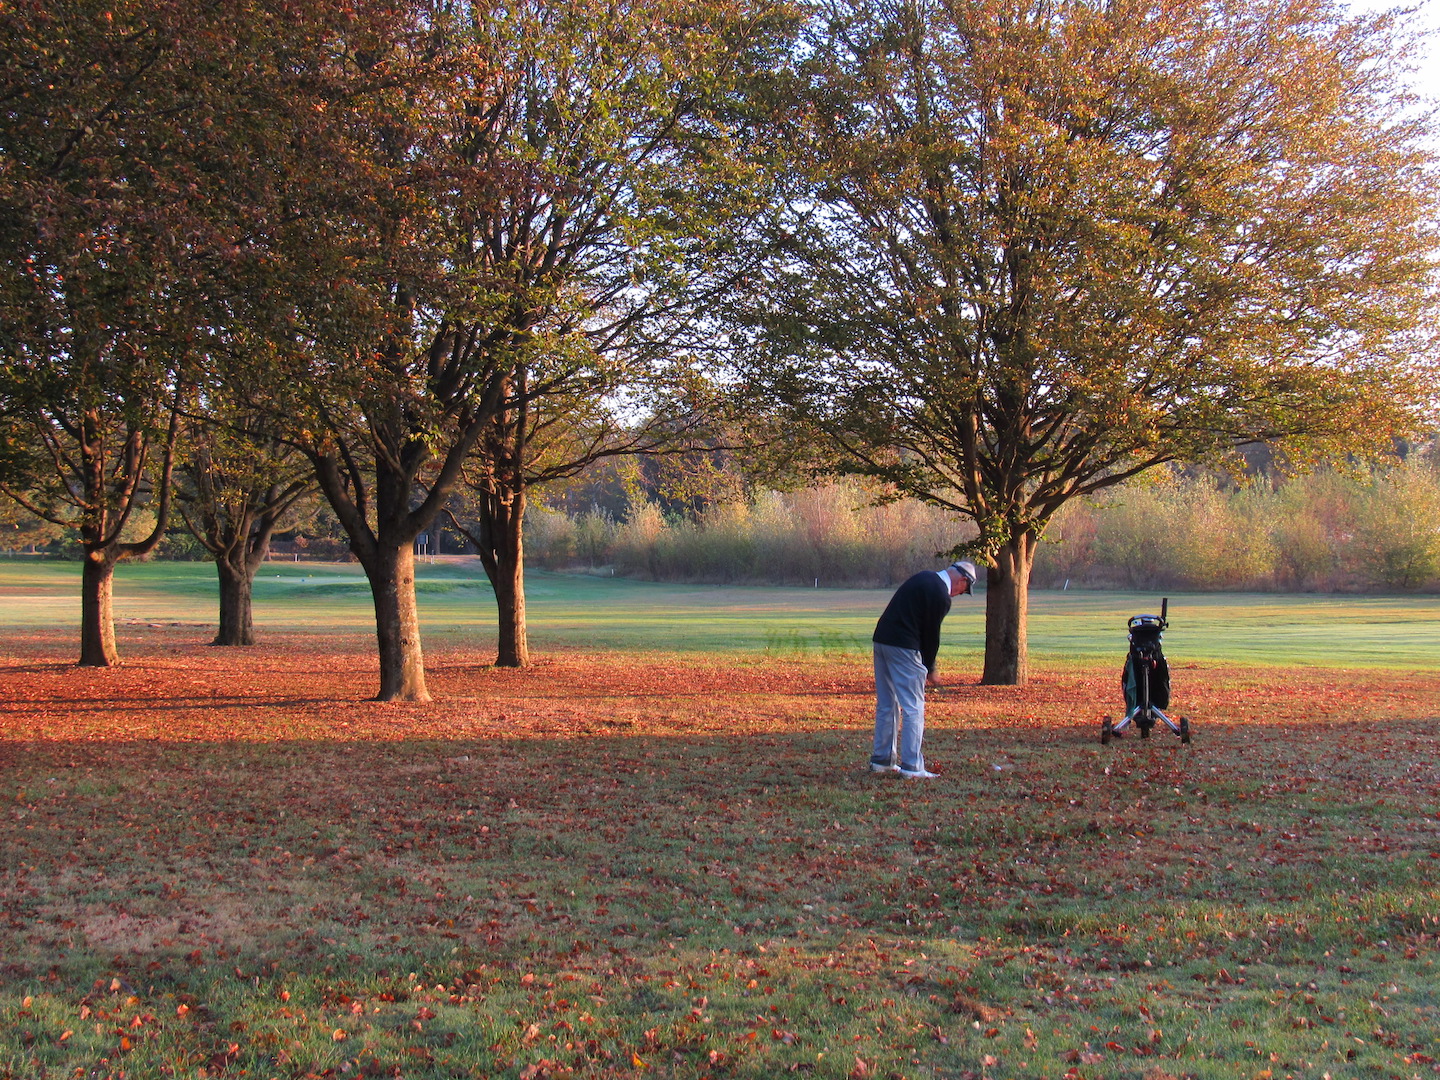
[872,571,952,673]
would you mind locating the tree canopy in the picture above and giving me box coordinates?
[3,0,1437,691]
[245,0,799,698]
[739,0,1440,683]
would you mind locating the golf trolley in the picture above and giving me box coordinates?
[1101,598,1190,745]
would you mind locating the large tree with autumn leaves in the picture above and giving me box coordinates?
[260,0,797,698]
[0,0,292,665]
[0,0,465,667]
[429,0,792,671]
[740,0,1440,684]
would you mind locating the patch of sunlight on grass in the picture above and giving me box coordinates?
[1,559,1437,668]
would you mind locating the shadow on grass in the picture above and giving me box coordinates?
[2,629,1439,1078]
[3,719,1439,1078]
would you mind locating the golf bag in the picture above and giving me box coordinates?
[1102,598,1190,744]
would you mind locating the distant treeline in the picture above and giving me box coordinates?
[524,456,1440,593]
[7,456,1438,594]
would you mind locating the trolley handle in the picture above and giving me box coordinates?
[1160,597,1168,625]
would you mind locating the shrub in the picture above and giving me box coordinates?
[525,505,577,568]
[539,480,971,586]
[523,456,1440,593]
[1350,460,1440,589]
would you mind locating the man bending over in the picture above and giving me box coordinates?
[869,560,977,779]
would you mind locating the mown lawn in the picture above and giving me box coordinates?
[4,557,1440,667]
[1,562,1438,1079]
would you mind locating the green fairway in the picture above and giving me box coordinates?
[2,557,1438,668]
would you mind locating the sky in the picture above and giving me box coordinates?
[1401,4,1439,112]
[1350,0,1440,123]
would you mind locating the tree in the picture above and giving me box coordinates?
[175,413,309,645]
[0,361,183,665]
[0,0,221,663]
[432,0,795,669]
[0,0,398,665]
[450,384,720,667]
[742,0,1440,683]
[247,2,510,701]
[267,0,797,697]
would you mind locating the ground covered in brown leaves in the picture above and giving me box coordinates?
[3,629,1440,1080]
[4,626,1436,746]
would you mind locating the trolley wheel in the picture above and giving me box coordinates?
[1101,718,1113,745]
[1180,715,1191,744]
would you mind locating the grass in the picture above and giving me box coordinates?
[3,695,1438,1080]
[1,560,1439,1079]
[3,557,1440,668]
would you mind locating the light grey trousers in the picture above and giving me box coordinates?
[871,642,927,772]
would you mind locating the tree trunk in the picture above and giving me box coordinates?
[981,531,1038,686]
[361,542,430,701]
[492,487,528,668]
[79,549,119,667]
[195,488,297,647]
[307,442,439,702]
[213,554,257,646]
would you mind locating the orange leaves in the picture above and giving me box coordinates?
[951,991,1002,1023]
[519,1061,574,1080]
[3,629,1438,1080]
[5,635,1440,746]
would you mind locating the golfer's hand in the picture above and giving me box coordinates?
[925,674,941,690]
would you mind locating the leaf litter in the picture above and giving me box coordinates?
[1,626,1438,1079]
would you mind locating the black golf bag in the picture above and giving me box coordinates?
[1102,598,1190,744]
[1123,615,1169,714]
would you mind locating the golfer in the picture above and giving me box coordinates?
[869,560,977,778]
